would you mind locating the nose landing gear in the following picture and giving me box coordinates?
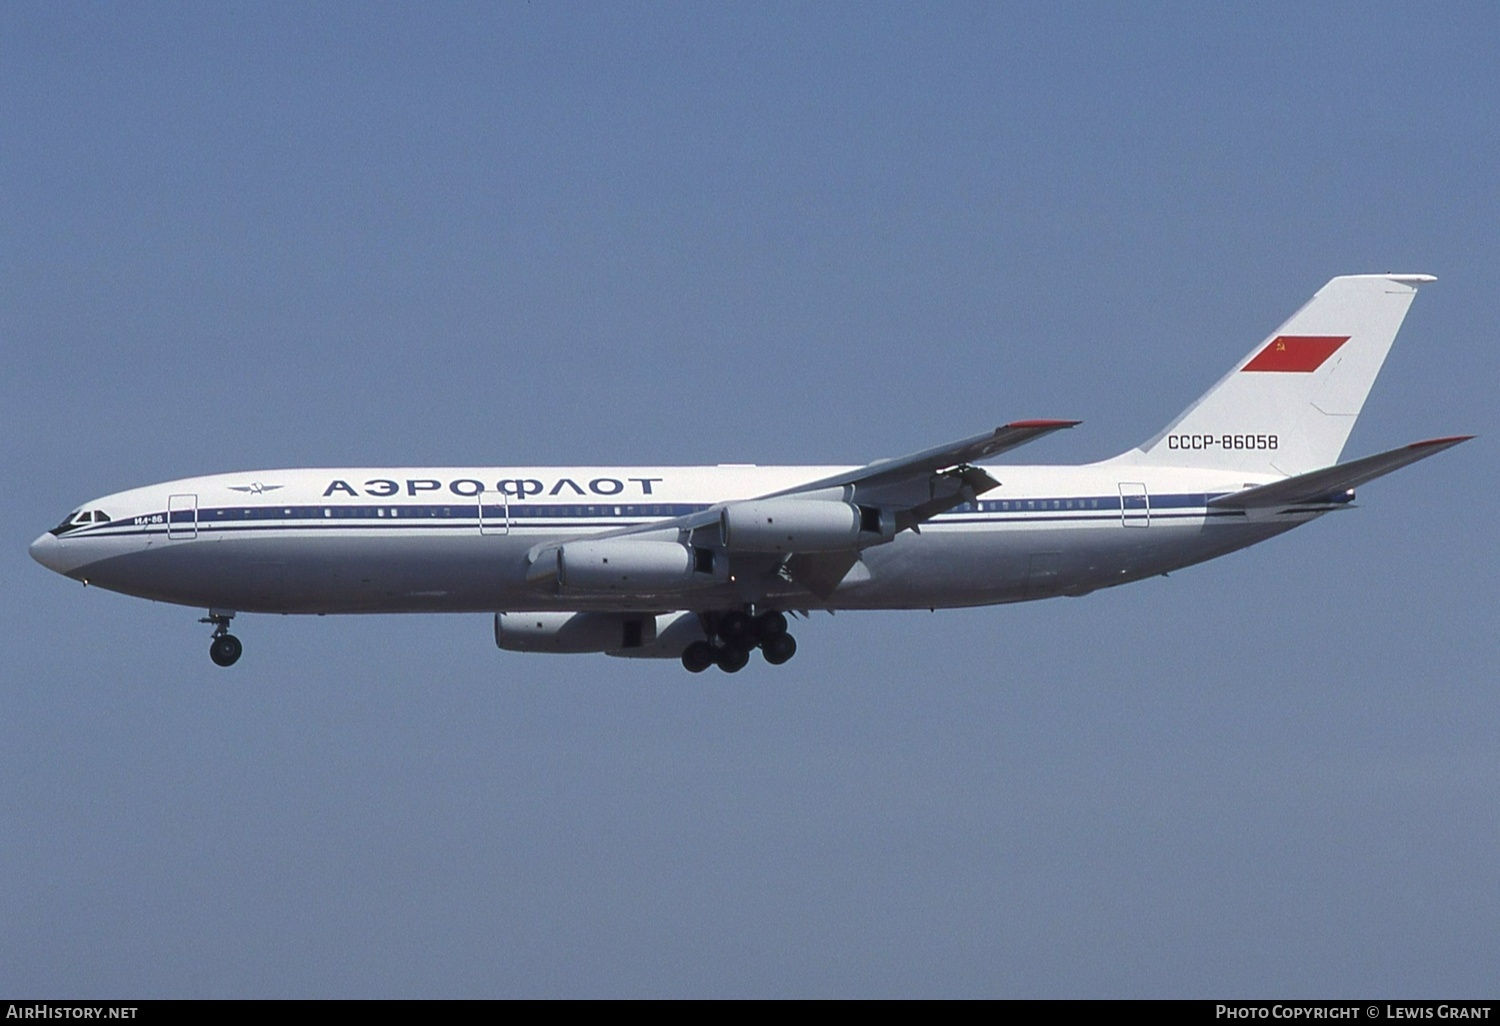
[210,634,243,667]
[200,611,242,667]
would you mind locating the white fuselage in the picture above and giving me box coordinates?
[29,460,1305,615]
[27,274,1453,671]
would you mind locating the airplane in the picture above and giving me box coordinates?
[29,273,1470,673]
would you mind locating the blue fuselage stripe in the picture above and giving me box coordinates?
[64,493,1249,541]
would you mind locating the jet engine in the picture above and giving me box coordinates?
[495,610,707,657]
[495,611,658,653]
[606,611,708,659]
[720,498,882,553]
[555,540,718,593]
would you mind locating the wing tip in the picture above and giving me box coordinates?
[1408,434,1475,449]
[1328,273,1437,285]
[1004,419,1082,430]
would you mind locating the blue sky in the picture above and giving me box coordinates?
[3,2,1497,997]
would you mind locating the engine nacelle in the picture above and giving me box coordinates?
[555,540,718,593]
[607,611,709,659]
[720,498,880,553]
[495,611,658,653]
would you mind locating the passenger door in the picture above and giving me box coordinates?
[1118,482,1150,527]
[479,488,509,536]
[167,493,198,539]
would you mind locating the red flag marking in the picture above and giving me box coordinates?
[1241,335,1350,373]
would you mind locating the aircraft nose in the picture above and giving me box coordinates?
[29,532,69,574]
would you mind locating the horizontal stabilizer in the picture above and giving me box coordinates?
[1208,436,1472,510]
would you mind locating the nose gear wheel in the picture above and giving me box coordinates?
[200,612,243,667]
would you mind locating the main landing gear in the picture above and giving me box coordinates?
[681,610,797,674]
[200,611,243,667]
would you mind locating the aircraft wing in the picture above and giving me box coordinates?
[523,419,1080,584]
[1208,435,1473,511]
[757,420,1082,499]
[601,418,1079,537]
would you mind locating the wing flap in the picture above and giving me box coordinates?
[782,551,865,601]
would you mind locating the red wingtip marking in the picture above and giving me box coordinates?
[1242,335,1350,373]
[1005,419,1082,429]
[1408,435,1475,448]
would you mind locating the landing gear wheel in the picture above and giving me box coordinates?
[209,634,243,667]
[200,611,239,667]
[761,632,797,666]
[681,640,715,674]
[756,610,788,638]
[718,611,755,646]
[715,645,751,673]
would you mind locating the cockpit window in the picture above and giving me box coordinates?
[50,511,84,535]
[49,509,106,536]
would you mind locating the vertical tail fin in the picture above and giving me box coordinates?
[1124,274,1434,475]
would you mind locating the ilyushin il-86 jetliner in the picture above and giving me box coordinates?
[31,274,1470,673]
